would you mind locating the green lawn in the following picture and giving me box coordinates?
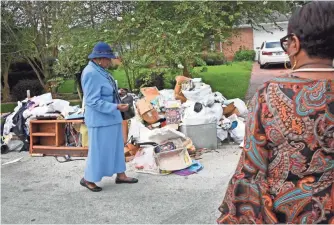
[57,69,128,94]
[57,62,253,99]
[193,61,252,99]
[113,69,129,89]
[1,62,252,113]
[57,79,76,93]
[1,103,17,114]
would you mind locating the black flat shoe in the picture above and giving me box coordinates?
[115,177,138,184]
[80,178,102,192]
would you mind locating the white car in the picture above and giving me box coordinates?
[257,41,290,69]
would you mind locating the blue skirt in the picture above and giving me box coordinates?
[84,123,126,182]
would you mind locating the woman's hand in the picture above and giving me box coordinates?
[117,104,129,112]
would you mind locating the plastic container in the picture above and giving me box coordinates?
[180,123,218,149]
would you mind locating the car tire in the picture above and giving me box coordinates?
[260,63,265,69]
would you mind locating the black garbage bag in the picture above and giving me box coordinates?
[11,102,30,152]
[11,102,28,139]
[194,102,203,113]
[1,144,9,154]
[121,94,135,120]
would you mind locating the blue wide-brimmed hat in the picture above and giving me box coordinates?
[88,42,116,59]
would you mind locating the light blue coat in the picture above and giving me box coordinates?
[81,61,122,127]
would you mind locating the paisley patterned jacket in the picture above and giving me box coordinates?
[217,77,333,224]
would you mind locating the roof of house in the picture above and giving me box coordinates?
[237,12,290,28]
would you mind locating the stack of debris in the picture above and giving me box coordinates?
[122,75,248,175]
[1,93,82,154]
[1,76,248,177]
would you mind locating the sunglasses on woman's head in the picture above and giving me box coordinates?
[280,33,295,52]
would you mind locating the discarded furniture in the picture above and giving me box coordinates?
[29,120,88,157]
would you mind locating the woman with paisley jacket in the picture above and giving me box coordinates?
[217,1,334,224]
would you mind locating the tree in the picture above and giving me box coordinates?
[132,1,297,77]
[54,2,137,88]
[53,2,133,73]
[1,2,19,102]
[102,1,298,79]
[54,1,300,91]
[1,1,77,90]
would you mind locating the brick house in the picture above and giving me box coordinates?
[211,17,289,61]
[219,27,254,61]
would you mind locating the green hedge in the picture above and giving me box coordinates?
[202,52,226,66]
[234,50,256,62]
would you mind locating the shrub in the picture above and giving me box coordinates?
[200,67,208,72]
[135,72,165,90]
[11,79,44,101]
[202,52,226,65]
[8,59,46,89]
[234,50,256,61]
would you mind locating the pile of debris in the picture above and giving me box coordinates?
[1,93,82,154]
[122,75,248,175]
[1,75,248,177]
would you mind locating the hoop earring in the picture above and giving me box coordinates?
[284,59,289,69]
[291,56,297,70]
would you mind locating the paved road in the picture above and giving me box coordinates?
[245,63,291,102]
[1,146,241,224]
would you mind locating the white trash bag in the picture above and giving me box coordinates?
[228,115,246,144]
[224,98,248,118]
[201,94,215,107]
[217,127,228,141]
[213,92,227,103]
[182,84,212,102]
[182,102,217,125]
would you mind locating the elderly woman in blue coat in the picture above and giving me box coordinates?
[80,42,138,192]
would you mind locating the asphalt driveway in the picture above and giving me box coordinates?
[1,145,241,224]
[245,63,291,101]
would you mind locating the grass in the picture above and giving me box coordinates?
[193,61,252,99]
[1,62,252,113]
[112,69,129,89]
[1,103,17,114]
[57,79,76,93]
[57,69,129,94]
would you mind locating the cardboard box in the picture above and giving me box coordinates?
[140,87,160,102]
[136,98,160,124]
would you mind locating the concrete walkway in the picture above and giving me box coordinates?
[245,63,291,102]
[1,146,241,224]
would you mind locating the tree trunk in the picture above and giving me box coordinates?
[124,66,133,92]
[182,64,192,78]
[2,57,12,102]
[42,62,51,80]
[26,57,47,90]
[52,46,59,58]
[89,2,96,29]
[77,86,82,101]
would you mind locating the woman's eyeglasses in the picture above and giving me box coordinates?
[280,33,295,52]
